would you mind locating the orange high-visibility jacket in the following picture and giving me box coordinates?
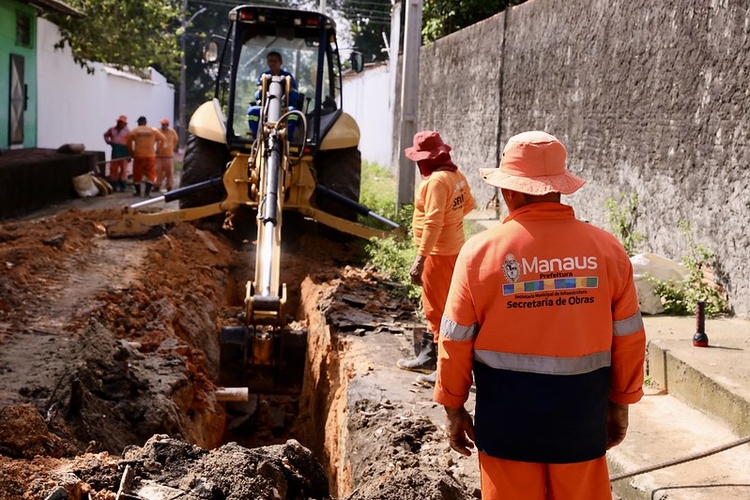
[412,169,476,257]
[126,126,167,159]
[434,202,646,464]
[157,127,179,157]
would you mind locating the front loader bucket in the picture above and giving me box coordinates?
[219,325,308,395]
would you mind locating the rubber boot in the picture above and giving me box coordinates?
[397,331,437,374]
[144,182,153,197]
[416,370,437,386]
[119,180,127,192]
[133,183,141,196]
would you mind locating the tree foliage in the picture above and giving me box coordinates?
[422,0,526,42]
[335,0,394,63]
[46,0,182,82]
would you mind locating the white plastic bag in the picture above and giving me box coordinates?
[72,173,100,198]
[630,253,688,315]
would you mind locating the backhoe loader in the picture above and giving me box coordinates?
[106,4,399,395]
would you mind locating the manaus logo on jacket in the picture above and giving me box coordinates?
[502,254,521,283]
[503,253,599,283]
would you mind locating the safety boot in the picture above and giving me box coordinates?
[416,370,436,386]
[133,183,141,196]
[397,331,437,374]
[144,182,153,197]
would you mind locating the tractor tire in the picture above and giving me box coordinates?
[179,134,230,209]
[313,146,362,221]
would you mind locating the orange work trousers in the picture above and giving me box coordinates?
[479,451,612,500]
[109,158,129,182]
[155,156,174,190]
[132,156,156,184]
[422,253,458,343]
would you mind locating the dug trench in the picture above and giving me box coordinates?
[0,206,480,499]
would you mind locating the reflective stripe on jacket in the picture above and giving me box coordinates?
[434,202,646,463]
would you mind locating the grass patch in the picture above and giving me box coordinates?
[359,162,420,304]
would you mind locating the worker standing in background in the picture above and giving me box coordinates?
[435,131,646,499]
[126,116,166,197]
[155,119,179,193]
[103,115,130,192]
[397,130,476,386]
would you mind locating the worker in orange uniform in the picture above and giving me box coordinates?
[397,130,476,385]
[126,116,167,197]
[155,118,179,192]
[434,131,646,499]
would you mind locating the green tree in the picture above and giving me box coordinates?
[337,0,394,63]
[46,0,182,82]
[422,0,526,42]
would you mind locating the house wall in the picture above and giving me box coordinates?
[35,18,174,162]
[0,0,38,149]
[342,63,394,168]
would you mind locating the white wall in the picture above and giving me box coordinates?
[342,63,393,169]
[36,18,175,161]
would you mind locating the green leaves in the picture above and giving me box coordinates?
[604,192,645,257]
[46,0,182,82]
[647,220,729,317]
[422,0,525,43]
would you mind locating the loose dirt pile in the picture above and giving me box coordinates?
[0,203,480,499]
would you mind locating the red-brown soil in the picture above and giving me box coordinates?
[0,196,481,499]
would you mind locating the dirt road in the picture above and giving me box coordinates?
[0,192,479,499]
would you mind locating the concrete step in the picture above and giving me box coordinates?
[645,316,750,437]
[608,316,750,499]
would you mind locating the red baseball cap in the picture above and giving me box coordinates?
[117,115,127,124]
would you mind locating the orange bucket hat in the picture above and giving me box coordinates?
[404,130,452,162]
[480,131,586,195]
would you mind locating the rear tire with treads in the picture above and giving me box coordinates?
[313,146,362,221]
[179,135,230,209]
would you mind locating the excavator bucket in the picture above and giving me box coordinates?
[219,326,308,395]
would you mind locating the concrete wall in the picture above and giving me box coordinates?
[35,18,175,161]
[416,0,750,317]
[342,63,395,167]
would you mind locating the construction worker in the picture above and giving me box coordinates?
[125,116,166,197]
[396,130,476,385]
[155,118,179,192]
[434,131,646,499]
[103,115,130,192]
[247,51,300,141]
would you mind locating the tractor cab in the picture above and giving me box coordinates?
[209,5,360,154]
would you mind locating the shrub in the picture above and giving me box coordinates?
[359,162,421,303]
[604,192,644,256]
[648,220,729,317]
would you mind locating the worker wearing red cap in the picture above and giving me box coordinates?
[103,115,131,192]
[397,130,476,385]
[155,119,179,192]
[434,131,646,499]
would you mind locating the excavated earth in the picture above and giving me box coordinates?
[0,195,481,500]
